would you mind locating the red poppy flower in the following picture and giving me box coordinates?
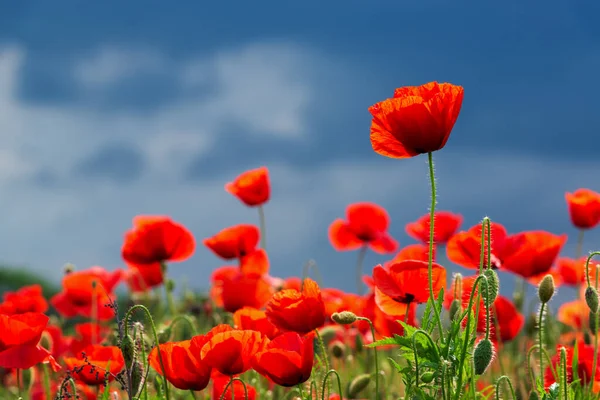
[329,203,398,254]
[405,211,462,245]
[233,307,279,339]
[50,267,122,321]
[200,326,268,375]
[266,278,326,334]
[125,262,164,293]
[0,284,48,315]
[218,269,274,313]
[64,344,124,386]
[369,82,464,158]
[366,293,418,339]
[148,339,211,391]
[545,343,600,389]
[373,260,446,305]
[212,372,257,400]
[43,324,73,359]
[446,222,509,270]
[225,166,270,207]
[70,323,112,355]
[240,249,270,277]
[558,299,587,330]
[252,331,315,387]
[387,244,433,266]
[204,224,260,260]
[557,257,593,286]
[121,215,195,267]
[0,312,60,371]
[321,288,365,321]
[565,189,600,230]
[501,231,567,278]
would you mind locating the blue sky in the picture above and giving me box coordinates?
[0,1,599,301]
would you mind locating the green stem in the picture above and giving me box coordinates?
[315,329,330,398]
[592,260,600,391]
[321,370,343,400]
[42,364,51,400]
[560,347,568,400]
[412,330,441,390]
[358,317,380,400]
[495,376,516,400]
[297,384,304,399]
[584,251,600,288]
[576,230,585,259]
[123,304,171,400]
[538,302,546,389]
[161,262,177,315]
[526,345,557,387]
[356,245,368,295]
[258,205,267,250]
[16,369,21,399]
[426,152,444,339]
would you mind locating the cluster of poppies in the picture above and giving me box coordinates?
[1,81,600,399]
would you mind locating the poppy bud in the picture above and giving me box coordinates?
[348,373,371,398]
[331,311,358,325]
[585,331,592,345]
[165,279,175,292]
[537,275,555,304]
[157,327,172,344]
[513,291,524,311]
[528,391,540,400]
[449,299,461,321]
[317,326,339,346]
[64,263,75,274]
[131,360,145,398]
[473,339,494,375]
[330,340,345,359]
[120,334,137,372]
[482,269,499,308]
[586,286,599,313]
[421,371,435,383]
[590,311,598,334]
[355,332,364,354]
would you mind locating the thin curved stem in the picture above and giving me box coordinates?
[168,314,198,338]
[527,344,557,387]
[584,251,600,288]
[315,328,330,397]
[123,304,171,400]
[412,330,441,389]
[258,205,267,250]
[160,262,177,315]
[538,302,546,389]
[576,230,585,259]
[560,347,568,400]
[495,376,516,400]
[357,317,380,400]
[592,256,600,390]
[356,245,368,295]
[321,370,343,400]
[426,152,444,338]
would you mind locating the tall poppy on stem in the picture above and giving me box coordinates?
[225,166,270,250]
[369,81,464,338]
[121,215,196,315]
[329,202,398,294]
[565,189,600,258]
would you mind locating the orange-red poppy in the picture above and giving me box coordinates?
[64,344,124,386]
[121,215,195,267]
[200,326,268,375]
[373,260,446,305]
[204,224,260,260]
[0,312,60,371]
[125,262,164,293]
[252,331,315,387]
[366,293,418,339]
[240,249,270,277]
[233,307,280,339]
[266,278,326,334]
[50,267,123,321]
[558,299,587,331]
[329,203,398,254]
[405,211,462,245]
[386,244,433,266]
[148,339,212,391]
[501,231,567,278]
[565,189,600,230]
[219,270,274,313]
[0,284,48,315]
[321,288,365,321]
[545,343,600,390]
[369,82,464,158]
[70,323,112,355]
[225,166,270,207]
[446,222,509,270]
[212,372,257,400]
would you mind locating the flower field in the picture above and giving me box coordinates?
[2,81,600,400]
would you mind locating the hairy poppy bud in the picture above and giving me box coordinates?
[585,331,592,345]
[421,371,435,383]
[528,391,540,400]
[330,340,345,359]
[585,286,599,313]
[473,339,494,375]
[317,326,338,346]
[590,311,598,334]
[165,279,175,292]
[331,311,358,325]
[348,374,371,398]
[482,269,499,308]
[449,299,461,321]
[157,327,172,344]
[355,332,364,354]
[537,275,555,304]
[130,360,145,398]
[120,334,137,372]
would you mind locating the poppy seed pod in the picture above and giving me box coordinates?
[348,373,371,398]
[473,339,494,375]
[585,286,599,313]
[131,360,145,398]
[482,269,499,308]
[120,334,137,371]
[449,299,461,321]
[157,327,172,344]
[590,311,598,334]
[331,311,358,325]
[537,275,555,304]
[330,340,346,359]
